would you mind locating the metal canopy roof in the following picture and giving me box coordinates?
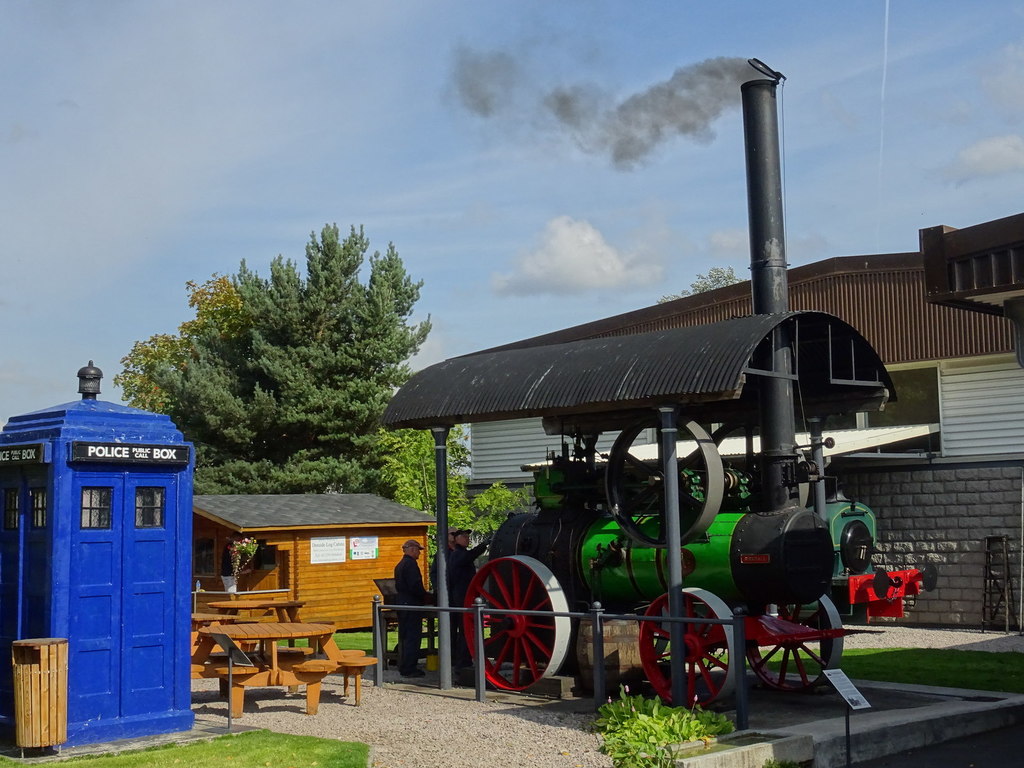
[383,311,894,433]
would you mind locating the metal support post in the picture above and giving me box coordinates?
[657,405,686,707]
[431,426,453,690]
[472,598,486,703]
[372,595,384,687]
[590,602,606,711]
[732,606,749,730]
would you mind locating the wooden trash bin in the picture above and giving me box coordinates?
[11,639,68,750]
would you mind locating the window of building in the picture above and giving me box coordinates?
[81,487,112,529]
[255,540,277,569]
[3,488,18,530]
[134,487,165,528]
[867,366,939,427]
[29,488,46,529]
[193,537,215,576]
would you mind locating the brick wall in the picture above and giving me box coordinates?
[835,460,1024,629]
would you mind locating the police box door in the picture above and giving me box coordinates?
[68,471,177,723]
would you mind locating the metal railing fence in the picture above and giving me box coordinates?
[371,595,749,730]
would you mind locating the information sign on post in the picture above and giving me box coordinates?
[824,668,870,768]
[823,669,871,710]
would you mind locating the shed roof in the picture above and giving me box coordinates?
[383,311,893,433]
[193,494,435,530]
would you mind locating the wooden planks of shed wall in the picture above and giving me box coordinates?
[290,526,430,629]
[192,518,432,630]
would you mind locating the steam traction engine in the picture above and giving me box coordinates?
[382,68,934,706]
[466,418,933,704]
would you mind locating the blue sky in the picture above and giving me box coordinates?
[4,1,1024,419]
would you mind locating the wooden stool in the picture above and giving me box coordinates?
[338,657,377,706]
[289,659,338,715]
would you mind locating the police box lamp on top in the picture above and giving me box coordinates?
[77,360,102,399]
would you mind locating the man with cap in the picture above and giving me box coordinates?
[447,529,490,669]
[394,539,428,677]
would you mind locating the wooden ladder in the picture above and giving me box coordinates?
[982,535,1019,633]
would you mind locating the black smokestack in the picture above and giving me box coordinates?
[741,66,799,513]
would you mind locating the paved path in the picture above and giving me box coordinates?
[853,721,1024,767]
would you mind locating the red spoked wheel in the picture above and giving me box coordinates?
[638,588,735,706]
[745,595,844,691]
[462,555,571,691]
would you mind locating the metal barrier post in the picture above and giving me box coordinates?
[473,598,486,703]
[590,602,606,711]
[372,595,384,687]
[732,606,748,730]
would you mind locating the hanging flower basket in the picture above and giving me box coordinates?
[229,537,259,578]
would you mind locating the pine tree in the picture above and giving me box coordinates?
[147,224,430,494]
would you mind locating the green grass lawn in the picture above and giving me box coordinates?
[334,629,391,655]
[839,647,1024,693]
[0,731,367,768]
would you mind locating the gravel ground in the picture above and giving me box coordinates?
[191,625,1024,768]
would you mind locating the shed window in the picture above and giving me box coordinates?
[255,541,277,569]
[3,488,18,530]
[194,537,215,576]
[81,487,112,529]
[29,488,46,529]
[135,487,165,528]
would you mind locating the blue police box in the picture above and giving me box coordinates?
[0,363,194,746]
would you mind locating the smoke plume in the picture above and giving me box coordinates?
[452,49,751,170]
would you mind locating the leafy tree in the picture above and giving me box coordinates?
[378,427,472,517]
[378,426,530,535]
[658,265,741,303]
[128,224,430,494]
[115,275,244,412]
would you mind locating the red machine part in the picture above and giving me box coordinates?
[638,588,736,706]
[847,568,926,619]
[462,556,571,691]
[744,597,845,691]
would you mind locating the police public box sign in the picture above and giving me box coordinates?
[71,441,191,465]
[0,444,44,465]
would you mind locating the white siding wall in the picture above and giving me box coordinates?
[940,358,1024,456]
[469,419,638,485]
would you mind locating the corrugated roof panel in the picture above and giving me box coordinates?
[383,311,892,430]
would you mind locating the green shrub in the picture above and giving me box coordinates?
[593,685,734,767]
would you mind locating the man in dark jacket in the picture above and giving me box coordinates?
[447,529,489,669]
[394,539,428,677]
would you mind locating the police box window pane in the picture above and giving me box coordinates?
[135,487,165,528]
[29,488,46,529]
[193,537,215,576]
[81,487,112,529]
[3,488,18,530]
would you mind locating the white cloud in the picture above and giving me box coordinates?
[708,228,748,261]
[982,42,1024,117]
[942,134,1024,183]
[491,215,663,296]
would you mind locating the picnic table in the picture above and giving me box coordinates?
[207,599,305,623]
[191,611,239,629]
[192,622,366,716]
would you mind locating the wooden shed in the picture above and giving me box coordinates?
[192,494,435,629]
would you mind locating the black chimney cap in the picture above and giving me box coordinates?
[77,360,103,400]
